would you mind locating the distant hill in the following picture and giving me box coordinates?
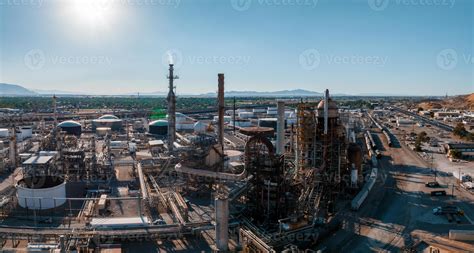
[200,89,325,97]
[0,83,37,96]
[32,89,85,95]
[418,93,474,110]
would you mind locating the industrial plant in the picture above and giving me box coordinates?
[0,64,473,253]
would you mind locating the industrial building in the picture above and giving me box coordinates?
[2,64,469,253]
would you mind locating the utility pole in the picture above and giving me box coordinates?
[233,97,236,134]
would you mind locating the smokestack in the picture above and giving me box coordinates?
[218,74,225,151]
[276,101,285,155]
[167,64,179,152]
[9,127,17,168]
[324,89,329,135]
[53,94,57,127]
[215,196,229,251]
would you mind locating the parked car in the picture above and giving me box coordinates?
[430,190,447,196]
[425,181,440,188]
[152,219,166,225]
[432,206,463,215]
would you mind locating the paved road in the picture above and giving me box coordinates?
[321,129,473,252]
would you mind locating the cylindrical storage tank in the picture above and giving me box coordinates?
[92,115,123,131]
[194,121,207,134]
[238,112,254,119]
[267,110,277,116]
[167,112,187,123]
[96,127,111,137]
[258,118,278,130]
[0,128,9,138]
[20,126,33,139]
[252,108,266,113]
[16,176,66,210]
[213,115,232,123]
[149,120,168,135]
[58,120,82,136]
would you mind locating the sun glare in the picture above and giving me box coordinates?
[68,0,118,30]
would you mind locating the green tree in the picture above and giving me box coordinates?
[449,150,462,159]
[453,123,468,138]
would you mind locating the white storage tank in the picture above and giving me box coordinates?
[213,115,232,123]
[0,128,9,138]
[194,121,207,134]
[168,112,188,123]
[16,176,66,210]
[252,108,266,113]
[96,127,112,137]
[238,112,254,119]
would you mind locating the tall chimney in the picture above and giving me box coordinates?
[167,64,178,152]
[215,196,229,251]
[53,94,57,127]
[276,101,285,155]
[9,127,17,168]
[218,74,225,152]
[324,89,329,135]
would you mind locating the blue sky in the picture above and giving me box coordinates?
[0,0,472,95]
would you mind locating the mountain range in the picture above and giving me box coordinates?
[0,83,329,97]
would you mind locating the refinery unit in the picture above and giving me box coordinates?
[0,65,391,252]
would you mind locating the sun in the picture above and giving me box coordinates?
[68,0,118,30]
